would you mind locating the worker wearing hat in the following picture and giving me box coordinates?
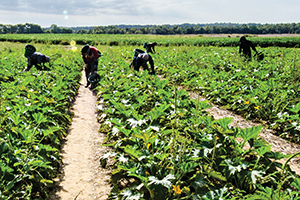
[81,44,101,88]
[24,44,50,71]
[132,52,156,75]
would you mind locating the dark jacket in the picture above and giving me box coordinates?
[133,54,155,73]
[239,40,257,58]
[25,52,50,71]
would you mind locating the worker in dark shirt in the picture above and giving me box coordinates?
[24,44,50,71]
[143,42,157,53]
[81,44,101,88]
[239,36,258,60]
[132,52,156,75]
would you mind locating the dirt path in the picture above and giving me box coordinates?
[49,69,299,199]
[50,71,111,200]
[156,75,300,175]
[189,92,300,175]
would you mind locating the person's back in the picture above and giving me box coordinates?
[133,53,155,75]
[29,52,45,65]
[143,42,157,53]
[81,44,101,88]
[239,36,257,60]
[25,51,50,71]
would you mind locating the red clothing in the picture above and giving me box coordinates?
[82,46,99,62]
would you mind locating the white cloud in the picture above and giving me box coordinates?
[0,0,299,27]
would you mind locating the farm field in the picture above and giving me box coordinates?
[0,42,82,199]
[0,35,300,199]
[1,33,300,47]
[96,45,300,199]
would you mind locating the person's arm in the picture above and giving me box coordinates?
[151,45,155,53]
[148,56,155,73]
[239,43,242,54]
[82,55,87,63]
[250,42,258,54]
[25,54,36,71]
[24,57,32,71]
[152,43,157,53]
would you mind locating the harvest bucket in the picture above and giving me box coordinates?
[24,44,36,57]
[133,48,145,57]
[88,73,100,83]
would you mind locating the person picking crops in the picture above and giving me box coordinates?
[81,44,102,88]
[132,52,156,75]
[143,42,157,53]
[239,36,258,61]
[24,44,50,71]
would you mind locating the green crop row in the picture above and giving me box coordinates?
[0,43,82,199]
[1,40,300,199]
[152,46,300,144]
[94,46,300,199]
[1,34,300,48]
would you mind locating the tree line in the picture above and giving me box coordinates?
[1,22,300,35]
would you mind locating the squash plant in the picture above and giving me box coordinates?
[0,43,82,199]
[95,46,300,199]
[155,46,300,143]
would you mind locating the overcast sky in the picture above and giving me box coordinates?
[0,0,299,27]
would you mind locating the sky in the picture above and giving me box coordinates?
[0,0,299,28]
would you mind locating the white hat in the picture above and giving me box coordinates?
[141,53,149,61]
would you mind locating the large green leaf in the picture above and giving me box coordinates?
[148,174,175,189]
[237,126,263,142]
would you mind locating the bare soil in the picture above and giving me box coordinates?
[49,69,300,200]
[49,71,111,200]
[188,91,300,175]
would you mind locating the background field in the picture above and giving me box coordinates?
[1,34,300,199]
[1,33,300,47]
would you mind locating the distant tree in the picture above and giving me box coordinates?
[194,25,205,34]
[212,26,221,34]
[16,24,25,33]
[139,27,148,34]
[77,29,88,34]
[27,23,44,33]
[49,24,61,33]
[204,26,212,34]
[294,23,300,33]
[2,22,300,35]
[171,25,182,34]
[248,25,259,34]
[240,24,250,33]
[183,25,195,34]
[92,26,104,34]
[61,27,73,33]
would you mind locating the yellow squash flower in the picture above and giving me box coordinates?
[144,143,151,149]
[172,185,182,194]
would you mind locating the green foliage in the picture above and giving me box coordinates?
[156,45,300,143]
[2,34,300,48]
[95,46,300,199]
[0,43,82,199]
[2,35,300,199]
